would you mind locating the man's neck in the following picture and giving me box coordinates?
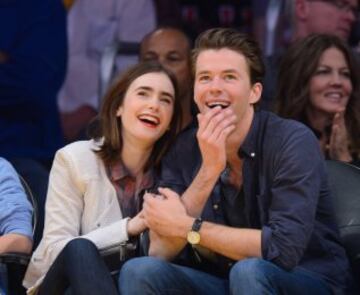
[226,107,254,163]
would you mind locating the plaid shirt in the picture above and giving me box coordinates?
[108,161,154,218]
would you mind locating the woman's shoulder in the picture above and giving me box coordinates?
[54,139,104,174]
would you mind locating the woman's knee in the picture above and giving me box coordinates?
[62,238,98,261]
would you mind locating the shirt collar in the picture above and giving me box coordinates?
[238,110,260,159]
[109,159,154,189]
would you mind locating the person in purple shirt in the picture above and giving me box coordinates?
[119,28,353,295]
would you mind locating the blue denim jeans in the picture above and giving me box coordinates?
[118,257,332,295]
[0,263,7,295]
[38,239,118,295]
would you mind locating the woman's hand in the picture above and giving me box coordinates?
[329,110,353,162]
[127,210,147,237]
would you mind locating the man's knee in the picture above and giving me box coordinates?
[120,256,168,280]
[230,258,273,288]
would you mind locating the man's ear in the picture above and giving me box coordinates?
[250,82,262,105]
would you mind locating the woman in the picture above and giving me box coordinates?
[276,34,360,167]
[23,62,182,294]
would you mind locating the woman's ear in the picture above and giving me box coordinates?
[250,82,262,104]
[116,106,123,117]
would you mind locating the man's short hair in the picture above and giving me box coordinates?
[192,28,265,85]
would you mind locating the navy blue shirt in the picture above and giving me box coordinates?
[159,110,351,294]
[0,0,67,160]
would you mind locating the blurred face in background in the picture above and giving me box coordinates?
[309,47,352,115]
[140,28,192,98]
[300,0,358,40]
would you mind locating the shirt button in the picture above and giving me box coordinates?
[228,262,233,268]
[250,152,256,157]
[97,223,101,227]
[213,204,219,210]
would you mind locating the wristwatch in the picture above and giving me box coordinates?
[187,217,203,245]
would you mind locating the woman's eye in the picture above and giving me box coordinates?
[315,69,330,75]
[138,91,148,96]
[160,97,172,104]
[341,71,351,78]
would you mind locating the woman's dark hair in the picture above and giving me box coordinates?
[89,61,182,171]
[276,33,360,152]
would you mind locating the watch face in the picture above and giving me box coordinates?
[187,231,201,245]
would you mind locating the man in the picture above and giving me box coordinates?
[58,0,156,142]
[0,0,67,248]
[262,0,359,110]
[140,27,194,129]
[119,28,352,294]
[294,0,358,41]
[0,158,33,294]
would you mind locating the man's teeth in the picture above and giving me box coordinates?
[207,102,230,109]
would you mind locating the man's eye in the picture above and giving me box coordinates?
[224,74,236,81]
[198,76,210,82]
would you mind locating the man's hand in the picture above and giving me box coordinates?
[143,188,192,238]
[197,106,236,176]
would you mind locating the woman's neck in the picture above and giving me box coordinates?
[121,138,153,177]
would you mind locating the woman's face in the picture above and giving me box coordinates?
[309,47,352,115]
[116,72,175,146]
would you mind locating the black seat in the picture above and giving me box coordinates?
[0,174,38,295]
[326,160,360,291]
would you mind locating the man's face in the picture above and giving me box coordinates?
[140,29,191,97]
[194,49,261,125]
[304,0,358,40]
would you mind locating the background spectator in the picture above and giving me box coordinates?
[276,34,360,167]
[58,0,156,142]
[262,0,359,110]
[0,0,67,248]
[0,158,33,294]
[140,27,194,129]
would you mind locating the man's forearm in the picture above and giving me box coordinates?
[181,164,220,217]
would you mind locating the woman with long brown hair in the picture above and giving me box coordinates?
[23,61,182,294]
[276,34,360,167]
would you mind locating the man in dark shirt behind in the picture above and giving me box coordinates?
[119,28,352,294]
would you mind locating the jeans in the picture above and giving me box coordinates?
[0,263,7,295]
[118,257,332,295]
[8,157,51,248]
[38,238,118,295]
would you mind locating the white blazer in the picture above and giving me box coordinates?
[23,140,129,293]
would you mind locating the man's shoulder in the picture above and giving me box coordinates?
[260,111,313,137]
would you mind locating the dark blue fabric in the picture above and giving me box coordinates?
[158,110,352,294]
[0,0,67,160]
